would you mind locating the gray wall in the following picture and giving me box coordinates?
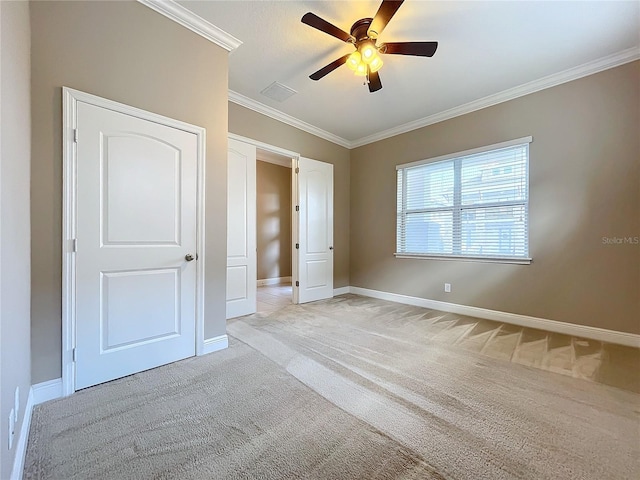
[1,1,32,477]
[30,0,229,383]
[350,61,640,335]
[229,102,351,288]
[257,161,292,280]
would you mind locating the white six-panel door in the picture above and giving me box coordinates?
[226,138,257,318]
[75,101,198,390]
[297,157,334,303]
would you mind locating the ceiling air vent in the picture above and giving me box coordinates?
[260,82,297,102]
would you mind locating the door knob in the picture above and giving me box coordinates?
[329,246,334,250]
[185,253,195,262]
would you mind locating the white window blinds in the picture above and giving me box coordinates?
[396,138,531,262]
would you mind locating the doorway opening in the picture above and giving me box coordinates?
[256,149,293,313]
[227,132,334,318]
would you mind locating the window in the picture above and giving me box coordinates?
[396,137,531,263]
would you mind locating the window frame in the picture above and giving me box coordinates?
[395,136,533,264]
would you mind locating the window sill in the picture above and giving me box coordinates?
[394,253,532,265]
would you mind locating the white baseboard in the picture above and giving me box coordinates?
[333,286,350,296]
[32,378,63,405]
[349,286,640,348]
[257,276,291,287]
[200,334,229,355]
[10,387,34,480]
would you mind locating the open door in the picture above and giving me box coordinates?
[226,138,257,318]
[296,157,334,303]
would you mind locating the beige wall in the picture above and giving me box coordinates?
[30,1,229,383]
[22,1,640,389]
[257,161,292,280]
[1,1,32,476]
[229,103,351,288]
[350,61,640,334]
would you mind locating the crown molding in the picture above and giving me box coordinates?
[228,90,352,148]
[228,47,638,150]
[137,0,242,52]
[133,2,639,149]
[350,47,640,148]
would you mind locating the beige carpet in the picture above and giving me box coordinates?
[24,295,639,479]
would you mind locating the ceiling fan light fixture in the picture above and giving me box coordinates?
[354,62,368,76]
[301,1,439,92]
[346,51,361,70]
[359,41,377,63]
[369,55,383,73]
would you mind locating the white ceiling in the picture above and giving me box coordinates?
[177,1,640,146]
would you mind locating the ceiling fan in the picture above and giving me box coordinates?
[301,0,438,93]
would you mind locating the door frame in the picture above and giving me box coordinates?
[61,87,207,396]
[227,133,299,304]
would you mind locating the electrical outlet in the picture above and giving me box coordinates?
[8,409,15,450]
[14,387,19,422]
[444,283,451,293]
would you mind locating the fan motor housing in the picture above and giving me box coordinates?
[350,18,375,42]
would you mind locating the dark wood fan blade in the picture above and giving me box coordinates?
[380,41,438,57]
[302,12,354,43]
[368,68,383,93]
[310,54,351,80]
[368,1,405,38]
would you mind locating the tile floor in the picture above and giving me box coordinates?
[257,283,293,313]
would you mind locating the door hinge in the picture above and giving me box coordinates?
[71,238,77,253]
[295,281,299,287]
[295,243,299,249]
[295,205,299,212]
[295,167,299,174]
[73,129,78,143]
[72,348,77,362]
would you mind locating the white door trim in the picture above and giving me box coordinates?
[228,132,299,161]
[62,87,207,396]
